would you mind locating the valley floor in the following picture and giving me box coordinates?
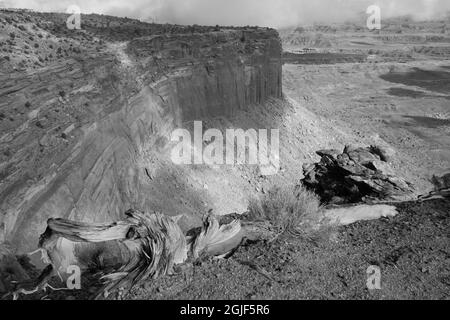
[283,60,450,194]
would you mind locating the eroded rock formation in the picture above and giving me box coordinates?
[302,145,415,204]
[0,11,282,253]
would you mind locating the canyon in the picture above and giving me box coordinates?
[0,11,283,253]
[0,10,448,300]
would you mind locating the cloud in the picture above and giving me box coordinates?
[2,0,450,28]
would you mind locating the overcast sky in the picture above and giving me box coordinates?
[2,0,450,28]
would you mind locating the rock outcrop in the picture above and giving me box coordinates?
[419,173,450,200]
[0,11,283,253]
[302,145,415,204]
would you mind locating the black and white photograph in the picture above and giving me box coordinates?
[0,0,448,306]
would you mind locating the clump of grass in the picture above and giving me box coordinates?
[248,183,321,233]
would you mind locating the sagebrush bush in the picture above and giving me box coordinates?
[248,183,321,232]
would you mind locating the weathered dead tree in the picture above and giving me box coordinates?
[10,209,246,300]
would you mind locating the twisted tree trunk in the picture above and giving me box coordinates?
[11,209,245,299]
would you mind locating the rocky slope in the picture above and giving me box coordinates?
[0,10,282,253]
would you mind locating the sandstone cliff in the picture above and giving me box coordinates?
[0,11,282,253]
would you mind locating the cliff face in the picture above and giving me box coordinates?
[0,12,282,253]
[128,30,282,120]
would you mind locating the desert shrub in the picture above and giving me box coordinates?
[248,183,321,232]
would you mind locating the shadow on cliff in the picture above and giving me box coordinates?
[135,96,292,231]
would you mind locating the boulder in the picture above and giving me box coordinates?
[316,149,341,160]
[419,173,450,200]
[431,173,450,191]
[302,146,414,204]
[369,144,396,163]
